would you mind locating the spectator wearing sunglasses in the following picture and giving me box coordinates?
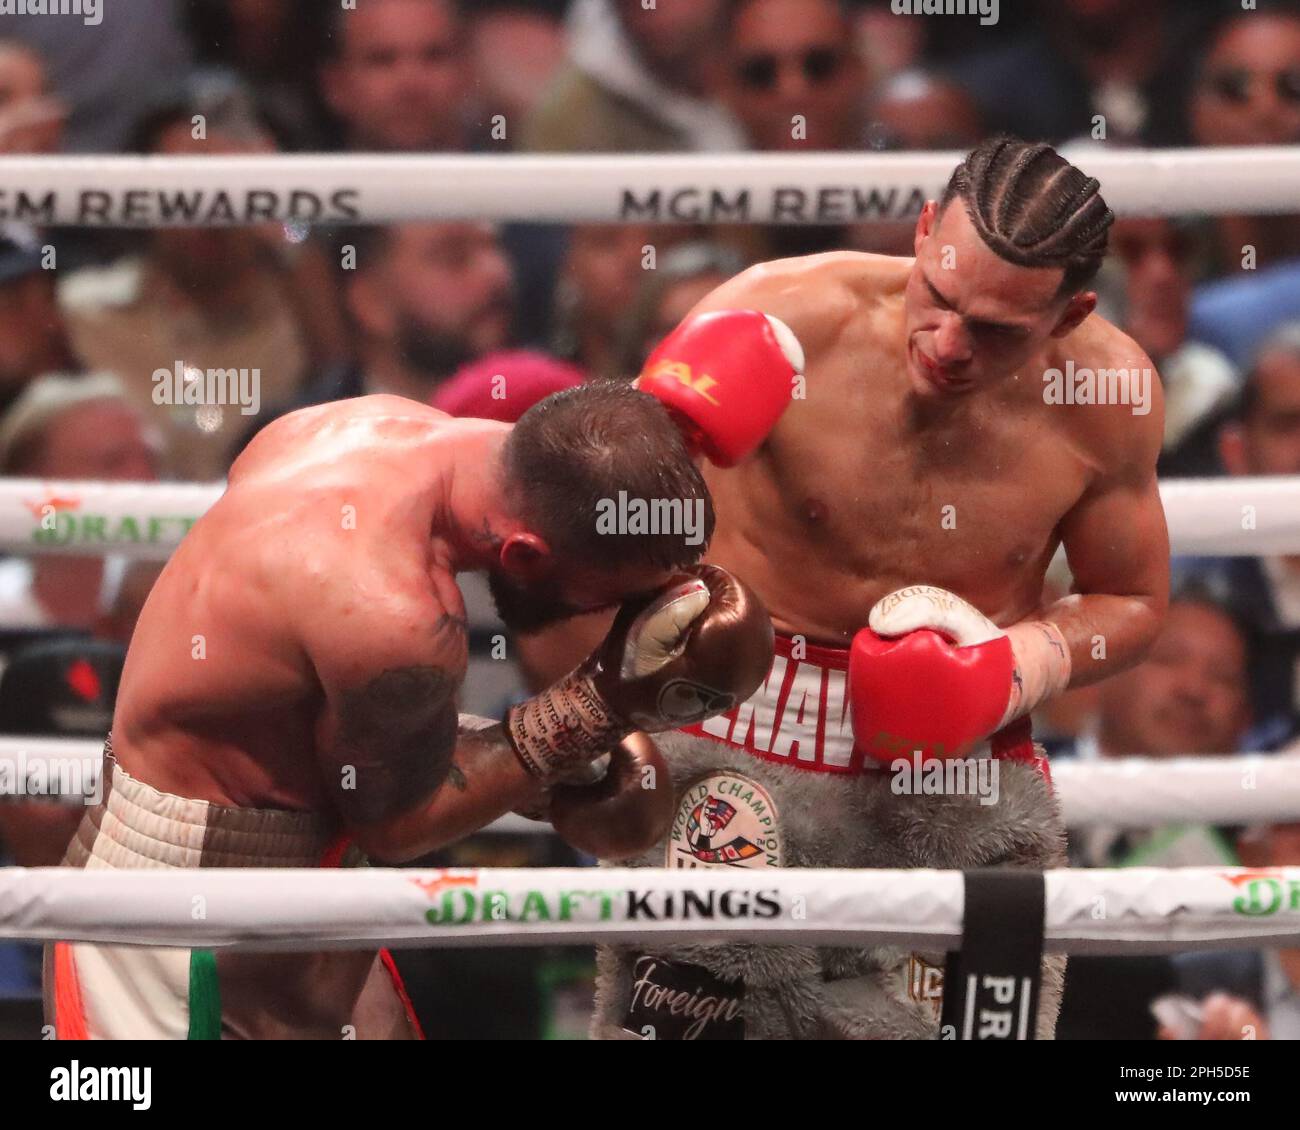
[1187,5,1300,370]
[1191,5,1300,265]
[1192,7,1300,150]
[719,0,866,152]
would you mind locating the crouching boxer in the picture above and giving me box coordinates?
[45,383,774,1040]
[525,138,1171,1039]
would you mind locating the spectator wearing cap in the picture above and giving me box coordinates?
[0,226,80,416]
[58,87,329,481]
[0,546,156,999]
[0,637,122,748]
[524,0,745,152]
[432,350,585,422]
[0,373,159,635]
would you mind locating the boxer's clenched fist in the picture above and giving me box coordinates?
[506,565,773,779]
[849,584,1072,761]
[549,732,674,858]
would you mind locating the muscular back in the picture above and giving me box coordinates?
[694,252,1166,642]
[113,397,481,813]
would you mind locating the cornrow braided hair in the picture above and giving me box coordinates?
[940,136,1115,297]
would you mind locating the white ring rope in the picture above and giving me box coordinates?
[1159,478,1300,558]
[2,149,1294,973]
[0,865,1296,953]
[1,476,1298,561]
[0,479,218,562]
[3,739,1298,828]
[1052,755,1300,827]
[1,146,1298,226]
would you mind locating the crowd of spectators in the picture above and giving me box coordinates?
[0,0,1298,1040]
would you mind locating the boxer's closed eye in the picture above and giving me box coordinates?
[925,278,955,310]
[971,321,1027,340]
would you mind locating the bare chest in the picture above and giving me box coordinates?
[707,374,1093,624]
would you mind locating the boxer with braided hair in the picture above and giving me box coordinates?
[526,136,1169,1040]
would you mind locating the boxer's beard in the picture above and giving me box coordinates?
[487,570,586,635]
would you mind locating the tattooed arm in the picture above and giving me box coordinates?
[308,561,771,861]
[305,580,543,862]
[342,714,552,862]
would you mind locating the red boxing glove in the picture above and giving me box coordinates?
[635,309,803,467]
[849,627,1012,763]
[848,586,1072,763]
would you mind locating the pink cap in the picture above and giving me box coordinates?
[432,351,587,423]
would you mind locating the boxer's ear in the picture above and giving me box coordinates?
[1049,291,1096,338]
[499,532,551,579]
[913,201,938,254]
